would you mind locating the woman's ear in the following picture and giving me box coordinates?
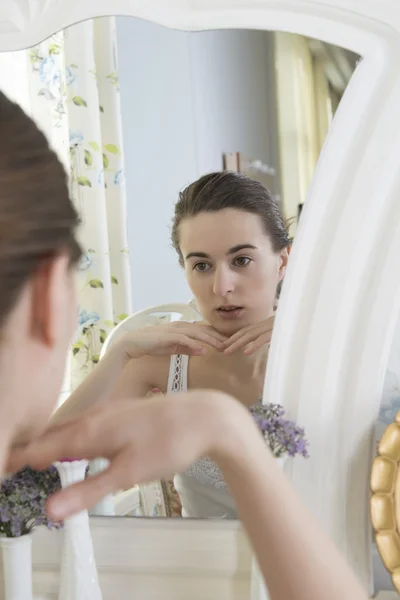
[278,246,290,283]
[30,253,71,348]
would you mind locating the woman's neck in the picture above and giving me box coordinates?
[0,371,31,478]
[0,414,17,479]
[207,343,269,379]
[231,344,269,377]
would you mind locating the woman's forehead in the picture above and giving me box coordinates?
[179,208,268,254]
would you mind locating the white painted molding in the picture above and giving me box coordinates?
[0,0,399,594]
[0,518,252,600]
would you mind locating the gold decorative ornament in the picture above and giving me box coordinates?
[371,412,400,592]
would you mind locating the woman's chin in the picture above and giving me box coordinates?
[208,310,269,337]
[209,317,244,337]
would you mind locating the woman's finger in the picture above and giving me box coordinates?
[179,328,226,350]
[174,322,227,343]
[224,321,272,346]
[199,325,228,343]
[223,337,249,355]
[6,414,106,473]
[244,333,273,355]
[188,325,228,345]
[224,329,262,354]
[46,460,126,521]
[222,324,254,346]
[169,334,205,355]
[225,327,273,355]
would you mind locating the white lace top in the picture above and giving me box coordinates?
[168,353,237,518]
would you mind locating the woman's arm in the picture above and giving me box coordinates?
[109,354,167,402]
[52,344,135,423]
[215,416,366,600]
[52,347,159,423]
[53,321,225,423]
[9,391,366,600]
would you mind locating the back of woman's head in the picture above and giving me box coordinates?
[0,91,81,327]
[171,171,290,265]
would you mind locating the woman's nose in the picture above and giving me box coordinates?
[213,267,234,296]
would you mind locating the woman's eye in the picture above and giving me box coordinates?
[194,262,210,272]
[234,256,251,267]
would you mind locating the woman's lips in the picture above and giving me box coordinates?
[216,306,244,319]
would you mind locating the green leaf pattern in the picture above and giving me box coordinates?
[26,23,131,389]
[77,176,92,187]
[72,95,87,107]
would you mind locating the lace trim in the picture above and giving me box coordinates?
[170,354,185,392]
[183,457,228,491]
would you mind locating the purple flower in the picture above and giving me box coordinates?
[0,465,91,538]
[250,402,309,459]
[0,466,63,538]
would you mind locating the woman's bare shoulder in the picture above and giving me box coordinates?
[122,353,173,393]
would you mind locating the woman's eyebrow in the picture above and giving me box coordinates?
[185,244,257,260]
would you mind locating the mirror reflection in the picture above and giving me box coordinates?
[0,17,358,522]
[370,311,400,595]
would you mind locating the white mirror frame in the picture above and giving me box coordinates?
[2,0,400,594]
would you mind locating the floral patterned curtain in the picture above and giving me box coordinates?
[20,17,132,399]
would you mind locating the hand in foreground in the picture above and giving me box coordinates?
[223,315,275,355]
[6,391,247,521]
[119,321,227,359]
[6,391,368,600]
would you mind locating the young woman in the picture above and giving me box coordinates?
[0,88,366,600]
[53,171,290,517]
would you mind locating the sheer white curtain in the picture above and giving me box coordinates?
[0,17,132,401]
[273,32,333,228]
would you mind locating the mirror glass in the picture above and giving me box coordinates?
[0,16,359,523]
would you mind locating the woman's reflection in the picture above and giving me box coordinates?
[54,171,291,518]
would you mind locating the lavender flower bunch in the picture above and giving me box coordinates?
[250,402,309,459]
[0,466,63,537]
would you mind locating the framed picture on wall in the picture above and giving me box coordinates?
[222,151,276,196]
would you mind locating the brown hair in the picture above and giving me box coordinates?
[171,171,291,266]
[0,91,81,327]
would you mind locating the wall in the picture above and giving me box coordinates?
[116,17,278,311]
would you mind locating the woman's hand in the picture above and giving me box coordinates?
[223,315,275,355]
[7,391,247,520]
[118,322,228,360]
[6,390,368,600]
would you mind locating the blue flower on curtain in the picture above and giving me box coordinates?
[114,170,124,185]
[69,131,84,145]
[78,309,100,329]
[39,57,60,87]
[65,66,76,87]
[97,169,104,186]
[78,253,95,272]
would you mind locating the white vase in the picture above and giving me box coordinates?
[276,455,287,469]
[88,458,115,516]
[251,556,269,600]
[0,533,33,600]
[54,461,102,600]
